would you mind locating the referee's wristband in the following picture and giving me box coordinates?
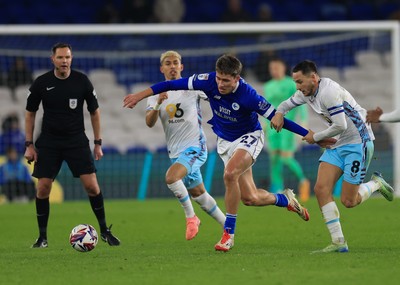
[153,103,161,111]
[94,139,102,146]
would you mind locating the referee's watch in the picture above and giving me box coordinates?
[25,141,33,147]
[94,139,102,146]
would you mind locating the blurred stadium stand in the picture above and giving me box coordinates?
[0,0,399,24]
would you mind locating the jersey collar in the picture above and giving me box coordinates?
[232,81,240,93]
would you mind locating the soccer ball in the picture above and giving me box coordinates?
[69,224,98,252]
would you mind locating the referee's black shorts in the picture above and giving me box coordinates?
[32,146,96,179]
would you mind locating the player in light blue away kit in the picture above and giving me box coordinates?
[271,60,394,253]
[124,55,333,252]
[146,50,225,240]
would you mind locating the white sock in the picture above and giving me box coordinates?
[358,180,379,203]
[167,180,195,218]
[192,192,226,226]
[321,201,345,243]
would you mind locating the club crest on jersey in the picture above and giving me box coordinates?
[69,99,78,109]
[197,73,209,80]
[232,102,240,110]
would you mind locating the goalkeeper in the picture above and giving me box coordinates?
[263,57,310,202]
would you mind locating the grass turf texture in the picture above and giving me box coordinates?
[0,197,399,285]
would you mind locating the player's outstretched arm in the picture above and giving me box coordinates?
[124,87,154,109]
[269,111,336,148]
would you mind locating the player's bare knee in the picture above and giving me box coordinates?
[165,175,179,185]
[223,169,239,184]
[341,198,357,208]
[314,184,328,198]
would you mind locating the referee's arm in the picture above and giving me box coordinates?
[24,111,37,163]
[90,108,103,160]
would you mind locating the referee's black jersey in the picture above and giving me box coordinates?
[26,69,99,147]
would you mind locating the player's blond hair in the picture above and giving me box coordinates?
[160,50,182,65]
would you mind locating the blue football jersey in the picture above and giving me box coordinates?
[151,72,275,142]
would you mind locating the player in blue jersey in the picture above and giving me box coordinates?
[124,55,332,252]
[146,50,225,240]
[271,60,394,253]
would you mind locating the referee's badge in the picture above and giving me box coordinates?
[69,99,78,109]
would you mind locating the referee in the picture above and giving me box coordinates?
[24,43,120,248]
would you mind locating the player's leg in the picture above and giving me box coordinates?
[269,150,284,192]
[312,148,348,253]
[238,166,309,221]
[280,132,310,202]
[189,183,225,227]
[166,146,211,240]
[166,162,195,217]
[31,147,62,248]
[280,151,310,202]
[166,162,200,240]
[215,148,253,251]
[341,141,393,206]
[267,131,284,193]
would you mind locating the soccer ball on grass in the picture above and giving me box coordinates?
[69,224,98,252]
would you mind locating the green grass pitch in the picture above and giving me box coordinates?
[0,197,399,285]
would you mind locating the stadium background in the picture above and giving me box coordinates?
[0,0,398,201]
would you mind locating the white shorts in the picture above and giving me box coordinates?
[217,130,264,166]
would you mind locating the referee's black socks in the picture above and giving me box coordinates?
[89,192,107,233]
[35,197,49,239]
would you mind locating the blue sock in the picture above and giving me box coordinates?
[224,213,237,234]
[274,193,289,207]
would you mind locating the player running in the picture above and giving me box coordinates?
[124,54,333,252]
[145,50,225,240]
[271,60,394,253]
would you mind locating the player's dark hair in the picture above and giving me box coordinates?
[292,60,318,75]
[51,43,72,55]
[269,56,286,65]
[216,54,242,77]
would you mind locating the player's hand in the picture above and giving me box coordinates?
[93,145,103,161]
[302,129,315,144]
[366,107,383,123]
[24,146,37,164]
[123,93,142,108]
[157,92,168,104]
[316,137,337,148]
[270,112,284,132]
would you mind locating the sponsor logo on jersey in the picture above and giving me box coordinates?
[197,73,209,80]
[232,102,240,111]
[46,86,55,91]
[219,106,231,115]
[213,95,221,99]
[69,99,78,109]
